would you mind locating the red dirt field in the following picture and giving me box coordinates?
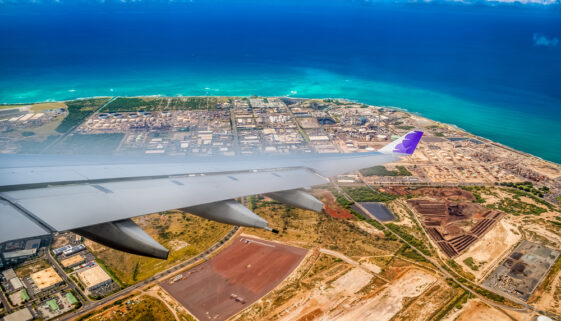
[315,189,354,220]
[160,237,307,321]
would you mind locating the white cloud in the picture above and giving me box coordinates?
[533,33,559,47]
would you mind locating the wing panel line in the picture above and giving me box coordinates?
[0,166,309,192]
[0,194,56,233]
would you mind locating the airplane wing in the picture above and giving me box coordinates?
[0,131,423,259]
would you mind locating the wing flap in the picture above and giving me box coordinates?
[0,200,50,243]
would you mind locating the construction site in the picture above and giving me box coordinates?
[407,189,505,258]
[160,236,307,321]
[483,241,560,301]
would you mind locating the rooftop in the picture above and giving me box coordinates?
[2,308,33,321]
[60,255,85,268]
[77,265,112,289]
[30,267,63,291]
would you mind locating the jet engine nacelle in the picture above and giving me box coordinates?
[73,219,169,259]
[186,199,273,230]
[265,189,324,212]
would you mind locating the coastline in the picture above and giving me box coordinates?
[1,94,558,167]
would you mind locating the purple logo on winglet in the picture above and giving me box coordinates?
[393,131,423,154]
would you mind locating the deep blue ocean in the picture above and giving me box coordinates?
[0,1,560,163]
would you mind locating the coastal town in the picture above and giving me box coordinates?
[0,96,560,321]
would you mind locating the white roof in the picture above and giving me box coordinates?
[2,308,33,321]
[2,249,37,259]
[9,277,24,290]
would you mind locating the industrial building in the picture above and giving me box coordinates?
[1,269,24,294]
[1,307,33,321]
[0,236,51,268]
[77,265,112,291]
[60,255,85,269]
[62,244,85,257]
[30,267,63,292]
[52,245,72,256]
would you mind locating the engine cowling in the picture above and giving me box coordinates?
[186,199,270,230]
[73,218,169,259]
[265,189,324,212]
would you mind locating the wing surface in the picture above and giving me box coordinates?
[0,131,423,244]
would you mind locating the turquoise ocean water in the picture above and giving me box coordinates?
[0,1,560,163]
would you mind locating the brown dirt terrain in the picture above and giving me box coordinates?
[83,295,175,321]
[453,300,513,321]
[396,279,458,321]
[246,200,401,258]
[86,211,231,285]
[315,189,354,220]
[456,219,520,281]
[160,236,307,321]
[52,234,70,248]
[333,268,437,321]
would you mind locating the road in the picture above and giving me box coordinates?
[40,96,117,153]
[318,248,387,279]
[229,109,240,155]
[58,226,239,321]
[285,105,310,143]
[0,287,11,314]
[335,182,533,315]
[46,250,89,306]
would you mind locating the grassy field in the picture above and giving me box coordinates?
[30,102,67,113]
[85,211,231,285]
[102,97,165,112]
[101,96,232,112]
[167,97,231,110]
[49,133,124,154]
[341,186,396,202]
[245,198,402,258]
[488,197,548,216]
[56,98,111,133]
[360,165,412,177]
[14,259,51,278]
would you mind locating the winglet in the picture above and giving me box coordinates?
[379,131,423,155]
